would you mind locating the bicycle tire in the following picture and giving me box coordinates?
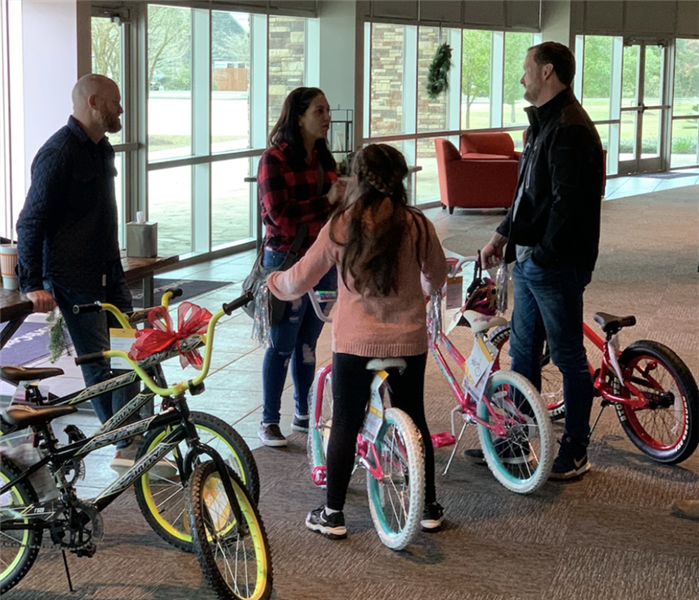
[307,367,333,484]
[366,407,425,551]
[0,459,41,594]
[187,461,273,600]
[134,411,259,552]
[488,325,565,421]
[616,340,699,464]
[477,370,554,494]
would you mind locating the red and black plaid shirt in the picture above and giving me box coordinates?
[257,142,337,254]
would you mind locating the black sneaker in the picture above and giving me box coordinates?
[464,438,530,465]
[549,435,591,480]
[421,502,445,533]
[305,505,347,540]
[258,423,288,447]
[291,414,310,433]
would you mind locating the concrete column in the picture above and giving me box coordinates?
[541,0,574,48]
[318,0,359,146]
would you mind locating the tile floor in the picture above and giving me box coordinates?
[2,169,698,496]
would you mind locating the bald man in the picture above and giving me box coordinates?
[17,74,139,473]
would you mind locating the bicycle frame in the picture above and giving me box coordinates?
[1,292,253,537]
[583,322,657,411]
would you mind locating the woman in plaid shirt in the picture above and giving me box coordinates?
[257,87,340,447]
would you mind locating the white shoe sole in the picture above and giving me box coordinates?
[305,520,347,539]
[258,435,288,448]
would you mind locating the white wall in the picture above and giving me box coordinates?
[13,0,77,215]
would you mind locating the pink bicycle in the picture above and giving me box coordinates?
[427,256,555,494]
[305,292,425,551]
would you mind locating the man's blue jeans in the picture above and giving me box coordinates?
[49,264,138,448]
[261,249,336,425]
[510,259,594,441]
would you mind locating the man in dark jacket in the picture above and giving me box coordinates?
[16,74,139,473]
[478,42,604,479]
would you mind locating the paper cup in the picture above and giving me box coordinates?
[0,244,19,290]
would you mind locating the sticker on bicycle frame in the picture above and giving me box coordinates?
[463,336,495,401]
[445,276,463,310]
[362,371,387,444]
[109,328,137,370]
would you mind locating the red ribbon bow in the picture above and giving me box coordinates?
[128,301,212,369]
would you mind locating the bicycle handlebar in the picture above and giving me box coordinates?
[74,292,252,397]
[72,288,184,329]
[306,290,336,323]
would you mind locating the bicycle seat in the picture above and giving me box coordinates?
[0,366,65,383]
[593,312,636,334]
[461,310,508,334]
[366,358,407,372]
[1,404,77,429]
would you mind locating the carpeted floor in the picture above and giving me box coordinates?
[4,186,699,600]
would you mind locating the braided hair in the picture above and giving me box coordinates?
[330,144,431,296]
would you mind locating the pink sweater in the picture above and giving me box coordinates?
[267,208,447,358]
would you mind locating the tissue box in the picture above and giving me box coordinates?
[126,222,158,258]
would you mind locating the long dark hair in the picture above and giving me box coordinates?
[330,144,431,296]
[268,87,335,171]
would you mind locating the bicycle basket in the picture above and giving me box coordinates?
[463,251,498,317]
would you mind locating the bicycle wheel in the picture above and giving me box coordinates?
[477,370,554,494]
[307,367,333,483]
[366,407,425,551]
[135,411,259,552]
[488,325,565,420]
[616,340,699,464]
[0,459,41,594]
[188,461,273,600]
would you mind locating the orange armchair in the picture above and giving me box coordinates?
[435,136,518,214]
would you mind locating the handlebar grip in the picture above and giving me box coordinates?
[75,352,105,366]
[73,302,102,314]
[222,292,254,315]
[164,287,183,299]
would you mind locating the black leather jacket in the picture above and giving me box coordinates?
[497,88,604,271]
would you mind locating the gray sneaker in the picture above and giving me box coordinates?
[291,414,310,433]
[258,423,288,447]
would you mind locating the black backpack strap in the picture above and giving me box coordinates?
[278,223,309,271]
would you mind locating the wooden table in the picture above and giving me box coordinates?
[121,254,179,308]
[0,289,34,349]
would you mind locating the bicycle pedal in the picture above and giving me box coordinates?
[431,431,456,448]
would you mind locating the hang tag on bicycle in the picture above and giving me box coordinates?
[445,276,463,310]
[109,328,137,369]
[362,372,387,444]
[462,336,495,402]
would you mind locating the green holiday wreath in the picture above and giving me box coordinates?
[426,43,452,100]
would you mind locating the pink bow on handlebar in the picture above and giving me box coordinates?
[128,302,212,369]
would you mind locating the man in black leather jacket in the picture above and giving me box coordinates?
[479,42,604,479]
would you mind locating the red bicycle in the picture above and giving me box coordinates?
[490,313,699,464]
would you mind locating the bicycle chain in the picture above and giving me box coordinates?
[1,499,102,551]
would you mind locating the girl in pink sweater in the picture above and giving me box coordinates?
[267,144,447,539]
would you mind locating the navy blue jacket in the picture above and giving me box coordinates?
[17,116,123,293]
[497,88,604,271]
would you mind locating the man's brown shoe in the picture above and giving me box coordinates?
[671,499,699,520]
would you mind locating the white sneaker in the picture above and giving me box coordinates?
[110,437,177,479]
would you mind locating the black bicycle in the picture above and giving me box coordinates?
[0,293,273,600]
[1,288,259,553]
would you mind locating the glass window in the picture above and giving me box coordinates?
[91,17,123,146]
[673,39,699,118]
[212,11,250,152]
[581,36,614,121]
[671,118,698,168]
[211,158,253,248]
[370,24,405,137]
[415,137,440,206]
[503,32,534,128]
[417,27,447,133]
[461,29,492,129]
[148,167,192,256]
[268,16,306,132]
[147,5,192,161]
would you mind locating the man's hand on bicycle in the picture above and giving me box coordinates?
[27,289,57,313]
[481,233,508,269]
